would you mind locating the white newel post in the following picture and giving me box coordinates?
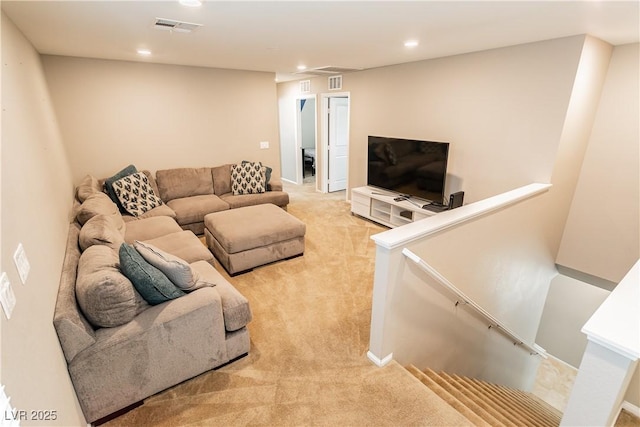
[561,260,640,427]
[367,243,404,367]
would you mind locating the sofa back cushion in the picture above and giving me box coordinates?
[76,192,123,225]
[211,164,232,196]
[76,174,102,203]
[79,214,125,252]
[76,245,148,328]
[156,167,213,202]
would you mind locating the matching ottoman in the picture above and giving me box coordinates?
[204,203,306,275]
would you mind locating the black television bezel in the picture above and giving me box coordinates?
[367,135,450,204]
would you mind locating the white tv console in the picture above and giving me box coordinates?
[351,186,439,228]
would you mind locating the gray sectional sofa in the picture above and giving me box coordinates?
[155,164,289,235]
[54,164,288,424]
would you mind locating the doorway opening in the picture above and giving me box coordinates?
[296,96,317,186]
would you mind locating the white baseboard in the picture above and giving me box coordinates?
[367,351,393,367]
[620,400,640,418]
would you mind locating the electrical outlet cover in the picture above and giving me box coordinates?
[13,243,30,285]
[0,273,16,319]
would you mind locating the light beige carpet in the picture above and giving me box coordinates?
[103,182,471,426]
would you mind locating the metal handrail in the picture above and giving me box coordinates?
[402,247,547,358]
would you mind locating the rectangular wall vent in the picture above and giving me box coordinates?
[300,80,311,94]
[295,66,360,76]
[328,75,342,91]
[154,18,202,33]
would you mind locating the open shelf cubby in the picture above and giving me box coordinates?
[351,186,436,228]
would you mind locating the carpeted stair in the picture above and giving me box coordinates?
[407,365,562,427]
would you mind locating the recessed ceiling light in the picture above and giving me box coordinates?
[297,65,307,71]
[179,0,202,7]
[404,40,419,48]
[137,49,152,56]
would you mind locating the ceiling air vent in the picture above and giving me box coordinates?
[295,66,361,76]
[328,75,342,91]
[154,17,202,33]
[300,80,311,94]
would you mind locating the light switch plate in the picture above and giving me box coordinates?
[0,273,16,320]
[260,141,269,149]
[13,243,30,285]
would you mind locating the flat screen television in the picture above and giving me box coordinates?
[367,135,450,204]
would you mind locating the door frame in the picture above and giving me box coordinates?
[320,92,350,194]
[294,94,317,185]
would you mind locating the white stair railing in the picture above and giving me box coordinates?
[403,247,547,358]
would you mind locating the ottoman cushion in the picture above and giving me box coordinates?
[205,204,305,254]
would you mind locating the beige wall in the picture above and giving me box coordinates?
[278,36,586,204]
[42,55,281,185]
[1,13,86,425]
[556,43,640,283]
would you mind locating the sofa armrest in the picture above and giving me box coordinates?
[54,223,96,363]
[68,287,227,422]
[268,177,283,192]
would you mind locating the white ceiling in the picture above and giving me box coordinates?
[3,1,639,81]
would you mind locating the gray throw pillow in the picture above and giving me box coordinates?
[133,240,209,291]
[119,243,185,305]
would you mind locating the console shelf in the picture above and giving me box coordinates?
[351,186,437,228]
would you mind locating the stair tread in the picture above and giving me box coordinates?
[407,366,562,427]
[449,374,548,427]
[424,368,511,427]
[407,366,494,427]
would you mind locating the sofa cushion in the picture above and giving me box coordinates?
[122,203,177,222]
[166,194,229,226]
[76,174,102,203]
[104,164,137,209]
[76,192,124,229]
[219,191,290,210]
[156,167,213,202]
[79,214,125,252]
[211,164,232,196]
[143,230,215,264]
[76,245,148,328]
[190,260,252,331]
[124,216,183,243]
[231,162,265,195]
[112,172,164,217]
[119,244,185,305]
[134,240,210,292]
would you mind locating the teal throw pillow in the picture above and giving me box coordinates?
[104,164,138,209]
[118,243,185,305]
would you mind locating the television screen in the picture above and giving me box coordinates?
[367,136,449,204]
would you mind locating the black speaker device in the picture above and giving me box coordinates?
[449,191,464,210]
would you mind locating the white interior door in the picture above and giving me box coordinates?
[328,96,349,192]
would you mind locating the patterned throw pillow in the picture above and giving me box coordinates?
[112,172,163,217]
[231,162,266,195]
